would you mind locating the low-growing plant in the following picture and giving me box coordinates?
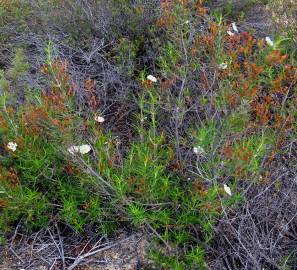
[0,0,296,269]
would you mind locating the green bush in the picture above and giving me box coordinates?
[0,0,296,269]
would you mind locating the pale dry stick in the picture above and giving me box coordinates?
[270,185,297,250]
[9,222,21,247]
[173,28,189,163]
[87,259,107,264]
[173,105,183,162]
[244,203,263,253]
[47,227,66,270]
[76,235,106,259]
[81,0,96,25]
[250,172,290,200]
[144,221,172,251]
[214,171,296,269]
[67,257,106,267]
[189,167,212,182]
[74,238,96,258]
[33,254,51,268]
[225,181,290,269]
[67,236,133,270]
[76,155,116,197]
[49,259,57,270]
[287,140,297,159]
[55,223,66,270]
[213,213,243,269]
[80,39,112,65]
[9,247,25,265]
[28,230,43,266]
[203,67,217,95]
[272,211,297,250]
[34,243,52,253]
[209,69,217,92]
[7,224,25,265]
[180,28,189,70]
[231,220,261,269]
[220,199,262,269]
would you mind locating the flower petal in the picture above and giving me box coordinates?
[223,184,232,196]
[265,37,274,47]
[79,144,92,154]
[193,146,206,155]
[95,115,105,123]
[231,22,239,33]
[147,75,157,83]
[7,142,17,152]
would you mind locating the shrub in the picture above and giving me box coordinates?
[0,0,296,269]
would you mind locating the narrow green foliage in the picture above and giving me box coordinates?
[8,49,29,81]
[128,204,146,227]
[0,70,9,92]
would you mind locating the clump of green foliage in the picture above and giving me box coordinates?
[0,0,296,269]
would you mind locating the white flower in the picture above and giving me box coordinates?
[68,144,91,155]
[219,63,228,70]
[227,31,235,37]
[79,144,92,154]
[94,115,105,123]
[7,142,17,152]
[147,75,157,83]
[265,36,274,47]
[223,184,232,196]
[184,20,190,24]
[193,146,206,155]
[231,22,239,33]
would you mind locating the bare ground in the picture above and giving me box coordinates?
[0,230,150,270]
